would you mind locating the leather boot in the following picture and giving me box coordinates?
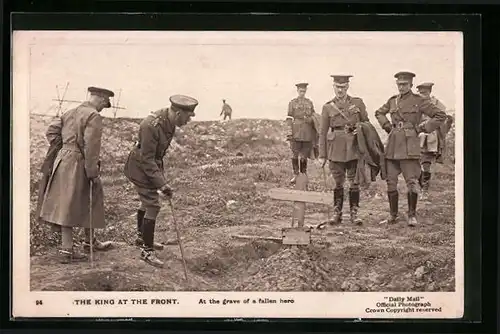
[290,158,299,184]
[419,171,431,200]
[330,188,344,225]
[58,247,88,264]
[349,189,362,225]
[135,209,146,247]
[140,218,164,268]
[386,191,399,224]
[135,210,164,250]
[407,192,418,226]
[300,158,308,174]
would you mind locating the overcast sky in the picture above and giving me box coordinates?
[17,31,463,122]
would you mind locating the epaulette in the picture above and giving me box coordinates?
[148,108,168,127]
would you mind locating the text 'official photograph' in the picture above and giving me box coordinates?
[13,30,463,319]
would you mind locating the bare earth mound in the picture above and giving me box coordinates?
[29,114,456,292]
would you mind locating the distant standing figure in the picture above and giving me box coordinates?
[318,75,370,225]
[124,94,198,268]
[38,86,115,263]
[287,82,316,184]
[220,99,232,120]
[375,72,446,227]
[416,82,453,200]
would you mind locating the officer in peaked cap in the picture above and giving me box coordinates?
[286,82,317,184]
[124,94,198,268]
[38,85,116,263]
[87,86,115,109]
[375,72,447,227]
[318,75,371,226]
[416,82,452,200]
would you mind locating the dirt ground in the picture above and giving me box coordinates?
[29,114,456,292]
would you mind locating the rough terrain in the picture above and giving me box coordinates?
[29,113,456,292]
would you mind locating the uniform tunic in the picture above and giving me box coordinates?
[288,96,316,159]
[123,108,175,219]
[374,91,446,192]
[39,102,105,228]
[318,95,369,190]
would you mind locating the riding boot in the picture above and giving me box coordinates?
[330,188,344,225]
[140,218,164,268]
[387,190,399,224]
[135,209,146,247]
[300,158,308,174]
[349,189,362,225]
[135,210,164,250]
[407,192,418,226]
[290,158,299,183]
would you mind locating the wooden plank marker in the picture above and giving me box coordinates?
[281,227,311,245]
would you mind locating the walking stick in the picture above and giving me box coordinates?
[89,179,94,268]
[168,198,189,281]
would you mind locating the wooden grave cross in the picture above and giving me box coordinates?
[267,158,333,245]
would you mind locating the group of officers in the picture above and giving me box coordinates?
[286,71,453,228]
[36,70,452,269]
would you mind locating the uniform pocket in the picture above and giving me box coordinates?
[406,136,420,156]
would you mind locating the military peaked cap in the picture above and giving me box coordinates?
[88,86,115,98]
[170,95,199,112]
[295,83,309,88]
[394,71,416,83]
[331,75,352,87]
[416,82,434,90]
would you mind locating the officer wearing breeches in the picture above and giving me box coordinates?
[287,82,316,184]
[375,72,447,226]
[124,95,198,268]
[318,75,370,225]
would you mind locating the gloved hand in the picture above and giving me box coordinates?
[158,184,173,199]
[417,122,426,133]
[317,158,327,168]
[383,124,392,134]
[286,134,292,141]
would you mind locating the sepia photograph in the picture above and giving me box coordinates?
[12,29,463,318]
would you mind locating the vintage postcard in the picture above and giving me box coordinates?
[12,30,463,319]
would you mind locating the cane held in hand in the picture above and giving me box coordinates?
[89,179,94,267]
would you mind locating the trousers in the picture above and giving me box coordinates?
[386,159,421,193]
[135,185,161,220]
[420,152,436,172]
[329,160,359,191]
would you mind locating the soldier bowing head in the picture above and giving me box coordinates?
[169,94,198,127]
[331,75,352,99]
[394,71,415,95]
[87,86,115,112]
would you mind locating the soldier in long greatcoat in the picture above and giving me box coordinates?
[375,72,447,226]
[416,82,454,200]
[38,86,115,263]
[318,75,371,225]
[124,95,198,268]
[287,82,317,184]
